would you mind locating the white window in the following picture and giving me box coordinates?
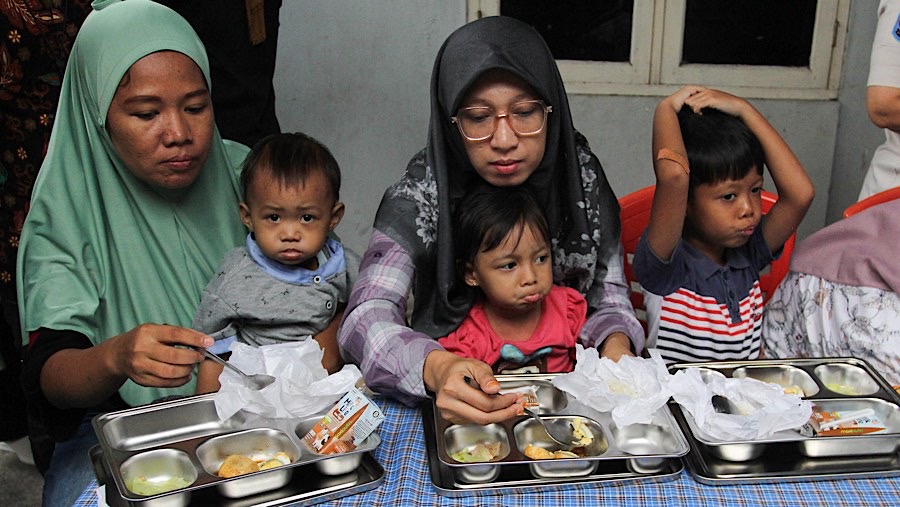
[468,0,849,99]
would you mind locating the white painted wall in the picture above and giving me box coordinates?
[274,1,884,255]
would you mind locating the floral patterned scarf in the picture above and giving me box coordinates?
[373,16,622,338]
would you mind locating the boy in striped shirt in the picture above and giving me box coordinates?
[634,86,814,364]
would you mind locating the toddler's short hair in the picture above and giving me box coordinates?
[678,107,765,195]
[453,184,551,280]
[240,132,341,202]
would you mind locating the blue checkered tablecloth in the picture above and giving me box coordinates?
[75,397,900,507]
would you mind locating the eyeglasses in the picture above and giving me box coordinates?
[451,100,552,142]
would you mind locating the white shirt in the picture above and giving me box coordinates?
[860,0,900,200]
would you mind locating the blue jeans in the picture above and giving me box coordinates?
[42,413,98,507]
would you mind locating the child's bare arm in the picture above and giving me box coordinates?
[196,358,224,394]
[684,89,814,252]
[314,304,346,374]
[647,86,706,261]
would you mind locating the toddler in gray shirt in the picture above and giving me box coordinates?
[193,132,358,393]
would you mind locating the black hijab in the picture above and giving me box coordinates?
[374,16,621,338]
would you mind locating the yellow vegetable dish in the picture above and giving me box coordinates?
[782,385,806,397]
[523,444,580,460]
[217,451,292,478]
[571,417,594,446]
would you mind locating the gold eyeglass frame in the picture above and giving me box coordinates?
[451,100,553,142]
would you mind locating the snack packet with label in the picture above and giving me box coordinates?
[801,406,886,437]
[302,388,384,455]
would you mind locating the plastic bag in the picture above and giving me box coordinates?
[214,340,361,420]
[668,367,812,441]
[551,345,673,426]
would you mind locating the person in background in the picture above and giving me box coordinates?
[763,199,900,386]
[193,132,356,393]
[339,16,643,426]
[16,1,251,504]
[438,185,586,374]
[859,0,900,200]
[635,86,814,365]
[1,0,93,471]
[156,0,282,147]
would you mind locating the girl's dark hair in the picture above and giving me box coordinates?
[677,106,765,194]
[453,184,551,280]
[240,132,341,202]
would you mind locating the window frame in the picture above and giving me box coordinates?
[468,0,850,100]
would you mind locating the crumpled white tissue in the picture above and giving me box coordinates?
[213,340,361,421]
[551,345,673,426]
[668,367,812,441]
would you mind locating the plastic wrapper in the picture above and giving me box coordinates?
[551,345,673,426]
[214,340,362,420]
[669,367,812,441]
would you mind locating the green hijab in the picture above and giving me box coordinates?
[16,0,248,406]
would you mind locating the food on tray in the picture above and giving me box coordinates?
[571,417,594,446]
[218,455,257,478]
[258,452,292,470]
[217,451,291,478]
[782,385,806,397]
[258,459,284,470]
[126,475,192,496]
[825,383,860,396]
[523,444,580,460]
[303,387,384,455]
[450,442,502,463]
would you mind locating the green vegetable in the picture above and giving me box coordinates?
[825,383,859,396]
[127,475,192,496]
[450,442,500,463]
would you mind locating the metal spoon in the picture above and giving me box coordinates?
[522,407,579,449]
[197,347,276,389]
[461,376,578,449]
[711,395,735,414]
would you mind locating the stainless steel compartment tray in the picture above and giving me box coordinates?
[672,409,900,485]
[433,374,690,467]
[91,445,385,507]
[424,374,688,494]
[92,393,381,505]
[668,358,900,460]
[423,401,683,497]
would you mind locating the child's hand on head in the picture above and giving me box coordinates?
[683,87,750,118]
[667,85,707,112]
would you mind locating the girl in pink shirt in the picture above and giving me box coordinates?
[438,185,587,373]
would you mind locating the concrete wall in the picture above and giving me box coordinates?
[274,1,884,255]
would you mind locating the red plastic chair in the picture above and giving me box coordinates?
[618,185,794,331]
[842,185,900,218]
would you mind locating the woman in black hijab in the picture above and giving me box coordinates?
[339,16,643,424]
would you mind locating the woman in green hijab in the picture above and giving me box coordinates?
[16,1,249,503]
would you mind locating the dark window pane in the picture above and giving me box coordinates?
[682,0,817,67]
[501,0,634,62]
